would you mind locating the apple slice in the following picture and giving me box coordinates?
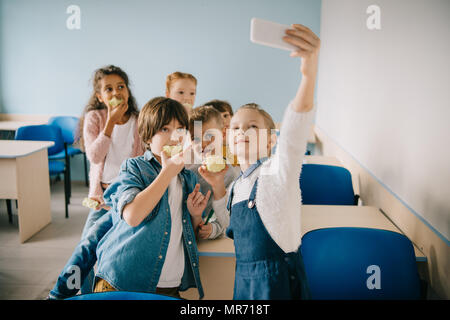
[163,145,183,157]
[109,97,123,107]
[82,197,99,209]
[204,155,226,173]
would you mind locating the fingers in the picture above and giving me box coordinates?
[291,24,320,42]
[285,28,316,47]
[188,184,211,208]
[283,24,320,54]
[188,184,200,201]
[202,190,211,206]
[192,190,204,205]
[100,204,111,211]
[161,148,169,163]
[198,165,208,177]
[198,223,212,239]
[178,143,192,158]
[283,34,314,52]
[194,190,211,208]
[168,143,192,166]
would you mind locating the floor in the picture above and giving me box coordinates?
[0,181,90,300]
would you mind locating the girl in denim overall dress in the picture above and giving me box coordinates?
[200,23,320,299]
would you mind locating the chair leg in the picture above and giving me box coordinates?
[83,153,88,187]
[67,157,72,203]
[64,169,69,219]
[64,143,71,204]
[6,200,13,224]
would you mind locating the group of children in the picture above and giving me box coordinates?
[48,23,320,300]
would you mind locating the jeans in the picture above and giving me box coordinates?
[79,207,108,295]
[49,211,112,299]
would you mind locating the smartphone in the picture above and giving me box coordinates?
[250,18,297,51]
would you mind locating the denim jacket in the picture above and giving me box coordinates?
[95,150,204,298]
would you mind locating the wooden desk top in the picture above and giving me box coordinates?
[0,120,48,131]
[0,140,54,158]
[197,205,426,261]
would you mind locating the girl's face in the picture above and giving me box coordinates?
[166,79,197,111]
[228,109,274,167]
[148,119,188,162]
[96,74,129,108]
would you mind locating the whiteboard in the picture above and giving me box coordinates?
[316,0,450,241]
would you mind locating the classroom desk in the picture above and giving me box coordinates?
[180,205,426,300]
[0,121,47,131]
[0,140,54,243]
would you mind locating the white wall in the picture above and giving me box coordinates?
[0,0,321,180]
[0,0,321,123]
[316,0,450,242]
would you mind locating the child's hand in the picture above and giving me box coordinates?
[198,164,229,188]
[283,24,321,78]
[89,196,111,211]
[107,99,128,125]
[198,222,213,239]
[187,184,211,220]
[161,144,192,179]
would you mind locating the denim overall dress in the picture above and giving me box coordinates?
[226,164,311,300]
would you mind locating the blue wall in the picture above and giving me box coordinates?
[0,0,321,180]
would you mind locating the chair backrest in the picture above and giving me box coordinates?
[301,227,421,300]
[65,291,180,300]
[15,124,65,156]
[48,116,79,144]
[300,164,355,205]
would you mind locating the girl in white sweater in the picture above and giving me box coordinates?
[198,23,320,299]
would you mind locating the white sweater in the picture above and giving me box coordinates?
[213,102,314,253]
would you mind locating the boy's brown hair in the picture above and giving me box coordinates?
[189,105,223,139]
[201,99,233,116]
[138,97,189,148]
[166,71,197,93]
[238,103,275,130]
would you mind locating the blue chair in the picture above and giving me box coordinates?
[300,164,358,205]
[48,117,89,198]
[66,291,181,300]
[14,125,70,218]
[300,227,422,300]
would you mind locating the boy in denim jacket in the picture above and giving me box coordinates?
[49,97,210,299]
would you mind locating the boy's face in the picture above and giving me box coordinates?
[220,111,232,129]
[166,79,197,112]
[96,74,129,108]
[201,119,224,154]
[228,109,273,164]
[148,119,188,161]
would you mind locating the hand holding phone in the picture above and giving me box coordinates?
[250,18,297,51]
